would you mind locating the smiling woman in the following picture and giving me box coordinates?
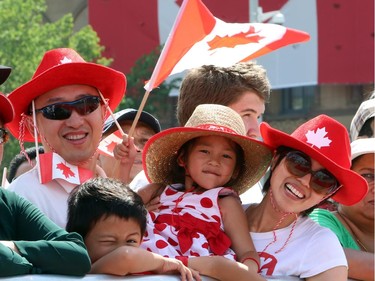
[245,115,368,280]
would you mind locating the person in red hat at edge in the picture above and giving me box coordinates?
[6,48,128,228]
[0,65,91,277]
[244,115,368,280]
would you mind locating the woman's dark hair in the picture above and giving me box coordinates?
[262,146,336,217]
[66,177,147,238]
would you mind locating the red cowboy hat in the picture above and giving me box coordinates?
[261,114,368,206]
[0,66,14,124]
[0,94,14,125]
[7,48,126,142]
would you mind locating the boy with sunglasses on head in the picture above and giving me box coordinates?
[66,177,200,280]
[6,48,127,228]
[245,115,368,280]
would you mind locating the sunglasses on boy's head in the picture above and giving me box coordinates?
[284,151,340,194]
[34,96,101,120]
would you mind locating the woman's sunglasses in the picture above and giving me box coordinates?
[34,96,101,120]
[284,151,340,194]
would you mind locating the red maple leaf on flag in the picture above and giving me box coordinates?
[207,26,263,50]
[56,162,75,178]
[106,141,117,153]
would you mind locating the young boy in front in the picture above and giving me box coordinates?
[66,177,200,281]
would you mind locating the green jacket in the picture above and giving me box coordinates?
[0,188,91,276]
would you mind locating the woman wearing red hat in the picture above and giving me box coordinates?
[0,66,90,277]
[245,115,368,280]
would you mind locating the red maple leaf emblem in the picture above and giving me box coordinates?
[56,162,75,178]
[207,26,264,50]
[106,141,117,153]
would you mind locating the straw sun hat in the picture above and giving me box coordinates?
[143,104,273,194]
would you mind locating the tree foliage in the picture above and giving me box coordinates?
[0,0,113,177]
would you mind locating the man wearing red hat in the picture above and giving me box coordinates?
[6,48,126,228]
[0,66,91,276]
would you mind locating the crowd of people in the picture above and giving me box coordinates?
[0,47,373,281]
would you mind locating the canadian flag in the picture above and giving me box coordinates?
[39,152,93,185]
[97,130,123,157]
[145,0,310,91]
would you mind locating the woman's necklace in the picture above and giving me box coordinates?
[337,212,369,252]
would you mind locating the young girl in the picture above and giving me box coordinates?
[136,104,273,277]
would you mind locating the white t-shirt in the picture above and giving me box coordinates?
[251,216,347,278]
[8,167,76,228]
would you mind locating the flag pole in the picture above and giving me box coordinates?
[128,90,150,138]
[98,91,125,137]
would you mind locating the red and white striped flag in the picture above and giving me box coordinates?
[39,152,93,185]
[97,130,123,157]
[145,0,310,91]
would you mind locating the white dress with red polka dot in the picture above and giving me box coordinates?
[141,184,237,260]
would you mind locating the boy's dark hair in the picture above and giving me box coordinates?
[66,177,147,238]
[7,146,45,182]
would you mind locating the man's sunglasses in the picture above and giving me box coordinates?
[284,151,340,194]
[0,128,9,144]
[34,96,101,120]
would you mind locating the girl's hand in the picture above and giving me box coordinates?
[157,257,201,281]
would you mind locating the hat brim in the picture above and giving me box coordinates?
[7,62,126,142]
[143,127,273,195]
[0,66,11,85]
[0,95,14,124]
[260,122,368,206]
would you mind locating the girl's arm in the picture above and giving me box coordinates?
[188,256,266,281]
[305,266,347,281]
[219,195,260,273]
[91,245,201,281]
[137,183,163,206]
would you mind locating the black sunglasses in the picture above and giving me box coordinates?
[0,128,9,144]
[34,96,101,120]
[284,151,340,194]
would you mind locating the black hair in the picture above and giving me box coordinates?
[66,177,147,238]
[358,117,374,138]
[7,146,45,182]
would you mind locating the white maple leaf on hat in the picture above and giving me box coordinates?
[60,56,72,64]
[305,127,332,149]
